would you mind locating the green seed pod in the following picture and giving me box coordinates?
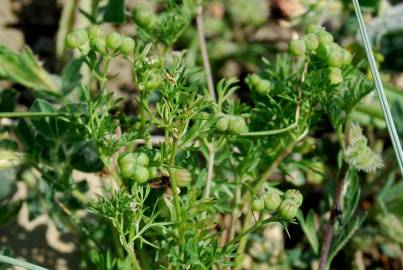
[289,39,306,57]
[328,67,343,85]
[278,199,299,220]
[148,167,158,179]
[341,49,352,66]
[118,153,137,179]
[87,25,103,40]
[120,36,135,55]
[132,8,157,29]
[252,199,265,212]
[66,30,88,49]
[306,24,321,34]
[247,74,272,96]
[132,166,150,184]
[327,49,344,67]
[171,168,192,187]
[316,42,331,60]
[106,32,122,50]
[317,30,333,44]
[91,36,106,54]
[284,189,303,207]
[303,33,319,51]
[263,192,281,211]
[228,116,248,134]
[216,116,230,132]
[132,152,150,167]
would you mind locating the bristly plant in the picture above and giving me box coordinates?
[0,1,390,270]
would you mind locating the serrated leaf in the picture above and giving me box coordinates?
[0,45,58,94]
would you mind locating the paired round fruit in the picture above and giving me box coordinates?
[247,74,272,96]
[328,67,343,85]
[251,189,303,221]
[66,30,88,49]
[118,152,151,184]
[216,115,247,134]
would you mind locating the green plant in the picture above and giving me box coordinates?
[0,1,400,270]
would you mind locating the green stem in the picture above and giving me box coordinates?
[240,122,297,137]
[0,255,48,270]
[0,112,61,118]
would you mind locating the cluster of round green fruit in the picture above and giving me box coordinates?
[118,152,157,184]
[289,25,352,85]
[252,189,303,220]
[246,74,272,96]
[216,115,248,134]
[66,26,135,56]
[132,7,157,30]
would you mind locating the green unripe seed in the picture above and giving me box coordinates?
[278,199,299,220]
[252,199,265,212]
[306,24,321,34]
[132,166,150,184]
[132,8,157,29]
[341,49,352,66]
[317,30,334,44]
[66,30,88,49]
[171,168,192,187]
[327,49,344,67]
[92,37,106,54]
[228,116,248,134]
[120,37,135,55]
[87,25,103,39]
[289,39,306,57]
[118,156,137,179]
[263,192,282,211]
[216,116,230,132]
[132,152,150,167]
[106,32,122,50]
[284,189,303,207]
[316,42,331,60]
[328,67,343,85]
[248,74,272,95]
[148,167,158,179]
[303,33,319,51]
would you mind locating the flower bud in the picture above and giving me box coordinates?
[284,189,303,207]
[317,30,333,44]
[106,32,122,50]
[171,168,192,187]
[216,116,230,132]
[228,116,248,134]
[132,166,150,184]
[263,192,281,211]
[120,36,135,55]
[289,39,306,57]
[303,33,319,51]
[66,30,88,49]
[328,67,343,85]
[278,199,298,220]
[252,199,265,212]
